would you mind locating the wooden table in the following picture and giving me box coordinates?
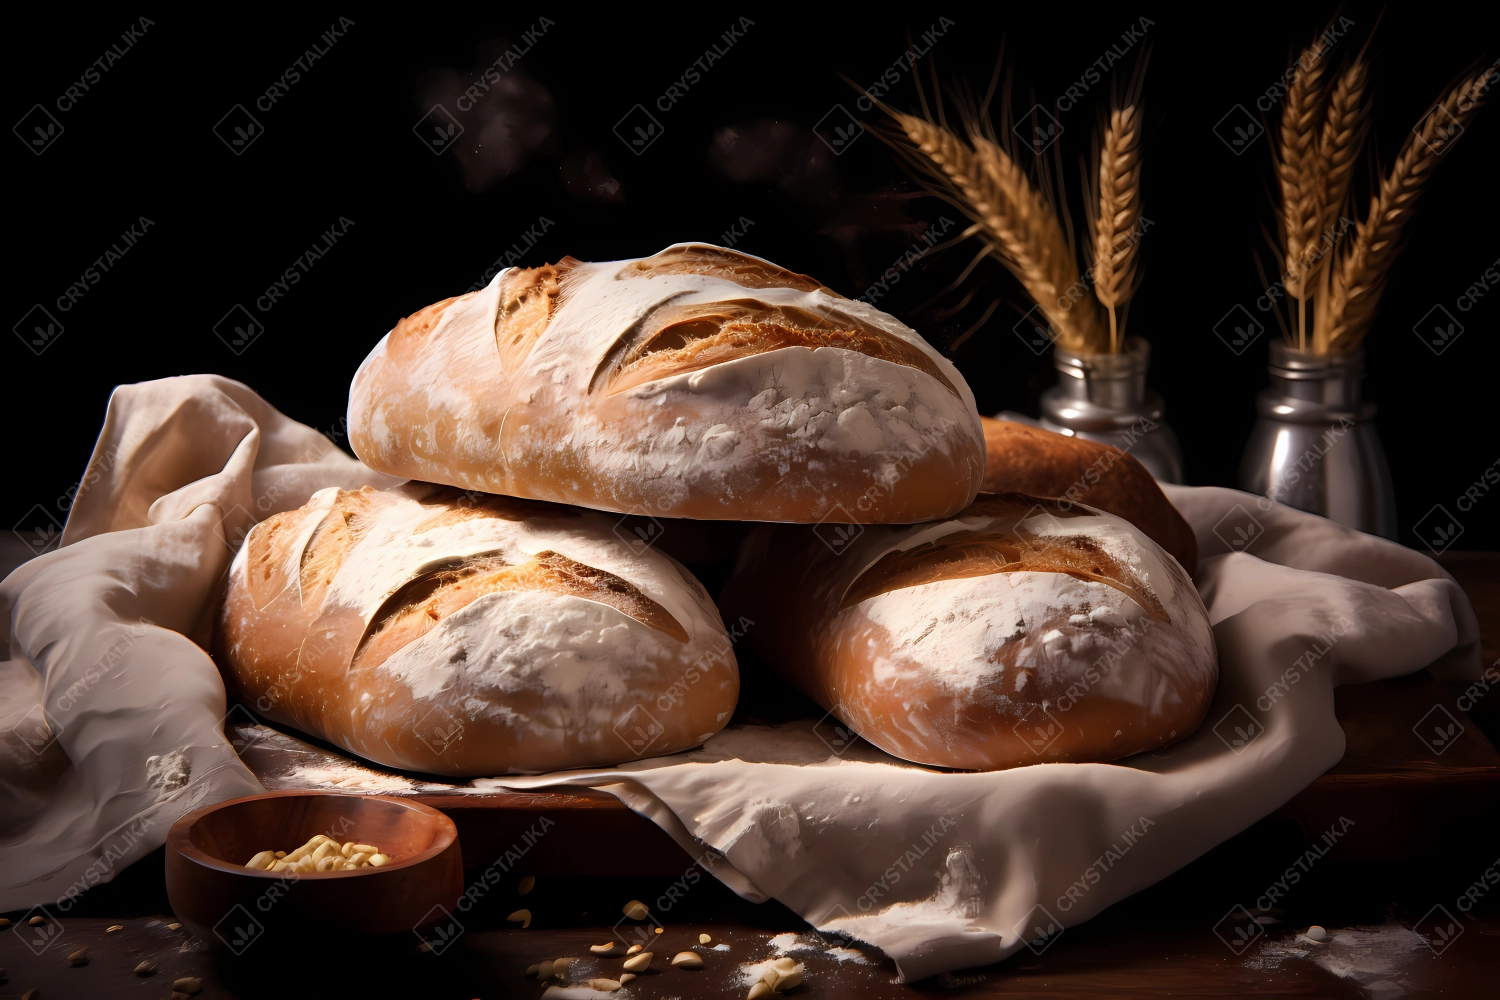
[3,554,1497,997]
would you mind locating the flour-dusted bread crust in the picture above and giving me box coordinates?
[213,485,738,775]
[720,493,1217,770]
[347,244,985,524]
[980,416,1197,575]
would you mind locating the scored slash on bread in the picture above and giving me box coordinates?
[347,243,986,523]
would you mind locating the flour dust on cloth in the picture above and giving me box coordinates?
[0,376,396,911]
[0,377,1482,984]
[493,484,1481,983]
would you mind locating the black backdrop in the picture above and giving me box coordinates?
[7,4,1498,551]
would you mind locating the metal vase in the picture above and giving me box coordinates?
[1036,337,1185,483]
[1237,341,1397,538]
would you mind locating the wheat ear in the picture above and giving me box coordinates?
[1090,101,1143,354]
[890,110,1105,353]
[1322,65,1498,353]
[1306,56,1372,352]
[1274,37,1332,348]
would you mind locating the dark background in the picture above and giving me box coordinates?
[6,4,1497,550]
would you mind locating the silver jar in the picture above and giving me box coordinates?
[1237,341,1397,538]
[1035,337,1185,483]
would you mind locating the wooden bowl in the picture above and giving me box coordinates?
[166,791,463,949]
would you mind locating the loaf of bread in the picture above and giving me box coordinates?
[981,416,1197,575]
[213,485,739,775]
[720,493,1217,770]
[347,243,985,524]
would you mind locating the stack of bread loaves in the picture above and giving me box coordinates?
[214,244,1216,776]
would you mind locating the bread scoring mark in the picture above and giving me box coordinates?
[618,243,839,296]
[840,493,1169,622]
[492,260,577,373]
[596,298,962,397]
[351,548,689,671]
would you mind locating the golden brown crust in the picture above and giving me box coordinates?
[980,416,1196,574]
[214,486,738,775]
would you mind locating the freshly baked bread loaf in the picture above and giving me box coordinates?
[213,485,738,775]
[981,416,1197,574]
[720,493,1217,770]
[347,243,985,524]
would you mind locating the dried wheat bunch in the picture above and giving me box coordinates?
[1321,64,1497,353]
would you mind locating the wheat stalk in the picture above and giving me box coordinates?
[1322,65,1497,353]
[889,110,1106,353]
[1090,101,1143,354]
[1308,54,1372,352]
[1274,37,1333,349]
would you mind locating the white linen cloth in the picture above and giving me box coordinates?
[0,377,1479,983]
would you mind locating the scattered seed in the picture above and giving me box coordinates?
[518,875,535,895]
[66,947,88,967]
[166,922,182,931]
[1306,925,1329,942]
[748,983,772,1000]
[622,951,653,972]
[535,960,554,980]
[553,957,573,975]
[589,979,622,992]
[626,944,643,955]
[507,909,532,929]
[524,963,539,977]
[133,960,156,976]
[775,968,805,992]
[622,899,649,921]
[699,933,712,945]
[671,952,704,969]
[368,854,390,867]
[29,916,47,926]
[772,957,798,972]
[0,917,9,927]
[173,977,204,994]
[619,973,636,984]
[590,943,616,954]
[654,927,664,935]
